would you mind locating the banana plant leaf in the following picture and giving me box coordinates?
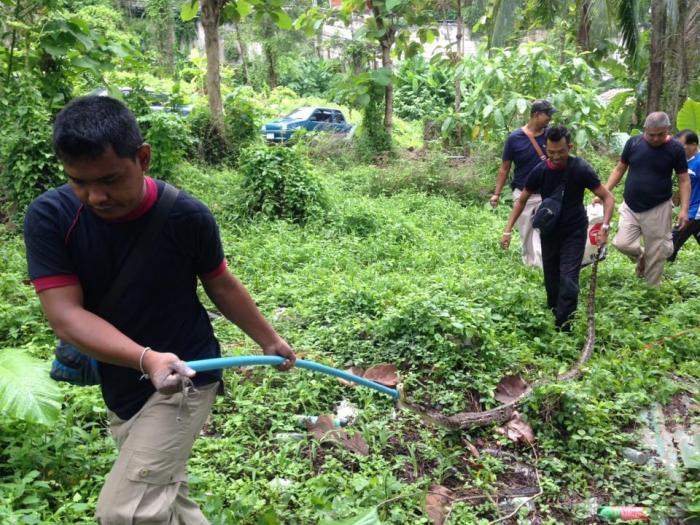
[0,349,62,425]
[677,98,700,134]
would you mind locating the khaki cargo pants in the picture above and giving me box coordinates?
[512,188,543,268]
[612,199,674,286]
[96,382,219,524]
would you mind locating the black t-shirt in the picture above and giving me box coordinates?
[526,156,601,233]
[24,178,225,419]
[502,128,547,190]
[621,135,688,212]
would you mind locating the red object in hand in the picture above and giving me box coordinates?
[589,223,602,245]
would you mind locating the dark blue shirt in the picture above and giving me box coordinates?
[621,135,688,213]
[24,179,224,419]
[502,128,547,190]
[526,156,601,233]
[688,155,700,220]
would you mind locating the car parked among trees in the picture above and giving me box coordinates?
[261,107,353,142]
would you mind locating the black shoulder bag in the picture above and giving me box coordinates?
[532,166,569,236]
[50,183,180,386]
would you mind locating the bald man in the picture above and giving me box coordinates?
[598,112,689,285]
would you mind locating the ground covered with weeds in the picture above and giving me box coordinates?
[1,149,699,524]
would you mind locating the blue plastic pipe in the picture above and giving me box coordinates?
[185,356,399,400]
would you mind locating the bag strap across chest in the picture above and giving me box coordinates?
[521,126,547,161]
[96,183,179,317]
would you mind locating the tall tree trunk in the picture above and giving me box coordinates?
[380,41,393,133]
[663,0,689,127]
[455,0,464,145]
[261,19,278,89]
[5,0,21,85]
[646,0,667,114]
[559,31,566,64]
[164,6,175,73]
[234,22,249,84]
[201,0,224,134]
[577,0,591,51]
[315,33,322,59]
[264,43,278,88]
[146,0,175,74]
[373,8,395,135]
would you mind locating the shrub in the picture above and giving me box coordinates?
[0,86,62,215]
[238,144,327,222]
[188,106,229,165]
[435,43,620,149]
[356,92,392,162]
[279,56,340,98]
[394,56,453,121]
[394,83,446,121]
[138,112,192,181]
[223,93,260,162]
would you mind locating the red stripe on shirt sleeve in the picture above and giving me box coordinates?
[32,275,80,293]
[199,259,227,281]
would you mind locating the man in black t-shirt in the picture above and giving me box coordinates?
[501,126,614,329]
[597,112,689,286]
[23,96,296,523]
[490,100,556,268]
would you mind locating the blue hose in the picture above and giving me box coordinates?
[185,356,399,400]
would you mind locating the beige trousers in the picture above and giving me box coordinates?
[612,200,674,286]
[513,188,543,268]
[95,382,219,525]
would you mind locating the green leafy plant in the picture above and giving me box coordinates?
[279,56,341,98]
[676,98,700,133]
[238,144,327,222]
[138,111,192,181]
[357,88,393,161]
[188,106,231,165]
[223,91,261,163]
[0,83,62,215]
[393,56,453,121]
[0,349,62,425]
[438,42,617,149]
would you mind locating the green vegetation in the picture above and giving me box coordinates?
[1,0,699,523]
[2,147,699,522]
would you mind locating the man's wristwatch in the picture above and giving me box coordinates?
[601,223,610,232]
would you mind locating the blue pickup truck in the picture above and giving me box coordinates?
[261,107,353,142]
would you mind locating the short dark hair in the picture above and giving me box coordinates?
[675,129,699,145]
[530,99,557,117]
[546,125,571,144]
[53,96,143,163]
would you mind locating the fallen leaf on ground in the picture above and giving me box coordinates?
[363,363,398,387]
[494,375,529,404]
[335,431,370,456]
[338,367,365,387]
[307,416,369,455]
[496,411,535,445]
[462,438,480,459]
[426,485,454,525]
[306,415,336,435]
